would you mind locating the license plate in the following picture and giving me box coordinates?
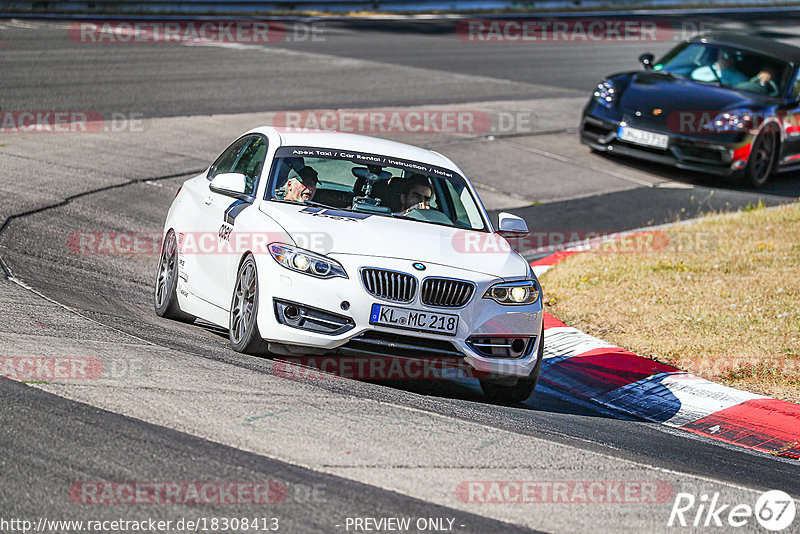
[369,303,458,336]
[617,126,669,149]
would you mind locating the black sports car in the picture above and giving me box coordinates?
[580,32,800,187]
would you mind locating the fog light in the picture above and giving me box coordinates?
[466,336,533,359]
[284,305,300,321]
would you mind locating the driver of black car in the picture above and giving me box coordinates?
[738,66,779,96]
[692,49,748,86]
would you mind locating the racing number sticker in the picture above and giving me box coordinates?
[219,223,233,242]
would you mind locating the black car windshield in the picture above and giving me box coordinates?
[654,42,791,97]
[266,146,487,231]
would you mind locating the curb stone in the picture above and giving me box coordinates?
[532,242,800,460]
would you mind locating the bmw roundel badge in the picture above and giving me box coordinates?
[412,262,426,271]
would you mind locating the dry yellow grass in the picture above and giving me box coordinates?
[540,201,800,403]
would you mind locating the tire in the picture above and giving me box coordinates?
[229,255,269,355]
[154,230,195,322]
[480,327,545,403]
[742,125,778,188]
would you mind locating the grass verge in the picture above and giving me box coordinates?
[540,201,800,403]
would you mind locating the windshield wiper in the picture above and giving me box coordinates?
[305,200,341,210]
[270,198,339,210]
[651,70,686,80]
[696,78,722,87]
[391,213,460,230]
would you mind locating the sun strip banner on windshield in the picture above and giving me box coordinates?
[273,146,462,182]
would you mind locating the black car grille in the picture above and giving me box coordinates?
[421,278,474,308]
[673,144,725,163]
[361,268,417,303]
[582,121,614,137]
[616,139,668,154]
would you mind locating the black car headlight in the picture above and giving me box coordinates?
[267,243,348,279]
[709,110,754,132]
[593,80,617,108]
[483,280,540,305]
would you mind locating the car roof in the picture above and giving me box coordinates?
[692,32,800,65]
[246,126,460,171]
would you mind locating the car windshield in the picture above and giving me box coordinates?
[653,42,791,97]
[266,146,487,231]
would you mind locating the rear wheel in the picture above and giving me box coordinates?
[480,327,545,403]
[742,125,778,188]
[154,230,195,322]
[229,255,269,355]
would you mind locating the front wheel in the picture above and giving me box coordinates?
[229,255,269,355]
[742,126,778,188]
[480,327,545,403]
[154,230,195,323]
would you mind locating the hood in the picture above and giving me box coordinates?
[258,202,529,279]
[616,71,771,129]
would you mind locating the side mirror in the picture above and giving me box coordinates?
[496,212,529,238]
[639,53,655,70]
[209,172,249,200]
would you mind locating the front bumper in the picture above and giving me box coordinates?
[580,113,752,176]
[253,254,543,378]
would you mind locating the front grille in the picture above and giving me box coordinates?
[361,268,417,303]
[421,278,474,308]
[582,121,613,137]
[337,331,464,359]
[615,139,669,155]
[673,144,725,163]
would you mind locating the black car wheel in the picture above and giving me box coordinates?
[743,125,778,188]
[154,230,195,322]
[480,326,544,403]
[229,255,269,355]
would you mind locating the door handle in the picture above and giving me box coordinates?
[203,196,213,205]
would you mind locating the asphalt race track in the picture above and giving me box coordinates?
[1,11,800,533]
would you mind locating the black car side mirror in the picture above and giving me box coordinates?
[639,53,655,70]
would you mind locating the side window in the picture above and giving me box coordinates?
[793,70,800,98]
[230,136,268,196]
[207,136,250,181]
[443,179,485,230]
[443,179,468,224]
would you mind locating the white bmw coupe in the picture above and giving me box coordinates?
[155,127,544,402]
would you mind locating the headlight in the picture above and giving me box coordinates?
[483,280,540,305]
[708,110,754,132]
[267,243,347,279]
[593,80,616,108]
